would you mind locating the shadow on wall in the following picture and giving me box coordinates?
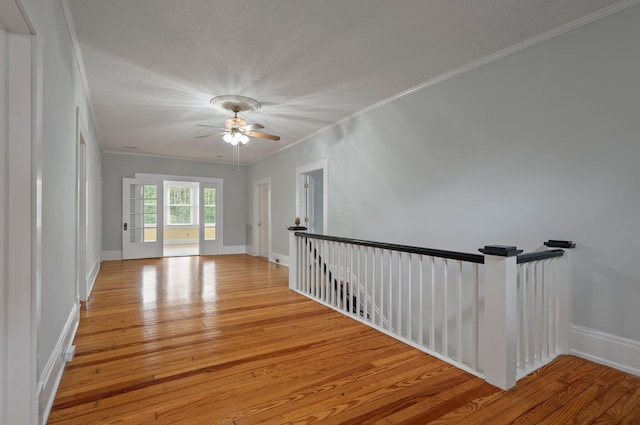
[325,117,361,146]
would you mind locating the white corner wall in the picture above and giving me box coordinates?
[18,0,103,422]
[248,5,640,374]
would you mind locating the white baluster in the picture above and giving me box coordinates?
[456,261,463,363]
[443,258,448,357]
[472,263,479,372]
[429,256,435,350]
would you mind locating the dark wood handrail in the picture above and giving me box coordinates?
[295,232,485,264]
[516,249,564,264]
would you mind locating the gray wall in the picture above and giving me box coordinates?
[248,6,640,343]
[22,0,102,376]
[102,152,247,250]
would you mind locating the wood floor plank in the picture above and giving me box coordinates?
[591,379,640,424]
[48,255,640,424]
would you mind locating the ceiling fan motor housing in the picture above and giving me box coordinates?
[225,116,248,129]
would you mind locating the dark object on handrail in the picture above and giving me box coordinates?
[544,240,576,249]
[478,245,523,257]
[517,249,564,264]
[295,232,485,264]
[288,226,308,231]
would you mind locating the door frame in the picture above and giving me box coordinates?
[295,160,328,234]
[76,107,88,301]
[136,173,224,256]
[251,177,271,259]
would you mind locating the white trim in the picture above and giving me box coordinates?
[135,173,223,184]
[102,250,122,261]
[104,149,244,166]
[220,245,246,255]
[571,325,640,377]
[86,259,100,300]
[76,107,88,303]
[38,302,80,425]
[250,0,640,165]
[60,0,98,139]
[270,252,289,267]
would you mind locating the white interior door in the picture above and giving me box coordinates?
[199,182,221,255]
[122,178,163,259]
[258,184,270,258]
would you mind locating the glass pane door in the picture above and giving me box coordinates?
[123,178,163,259]
[199,182,220,255]
[204,187,216,241]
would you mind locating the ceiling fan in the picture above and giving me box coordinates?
[196,95,280,145]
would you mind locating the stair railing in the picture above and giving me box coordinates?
[288,228,574,390]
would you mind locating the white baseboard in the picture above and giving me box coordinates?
[220,245,246,255]
[571,325,640,377]
[102,250,122,261]
[38,302,80,425]
[270,252,289,267]
[86,259,100,300]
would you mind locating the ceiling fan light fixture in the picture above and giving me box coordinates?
[223,132,249,145]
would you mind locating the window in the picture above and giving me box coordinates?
[204,188,216,226]
[143,185,157,227]
[164,181,199,225]
[204,187,216,241]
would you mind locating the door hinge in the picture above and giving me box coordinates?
[304,183,310,189]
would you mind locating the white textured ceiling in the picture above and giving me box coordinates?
[65,0,627,164]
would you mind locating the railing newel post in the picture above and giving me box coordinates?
[480,245,522,390]
[288,226,307,291]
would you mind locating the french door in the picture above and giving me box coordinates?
[199,182,221,255]
[122,178,164,259]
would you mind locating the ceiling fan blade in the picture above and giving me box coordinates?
[194,132,226,139]
[249,131,280,141]
[241,123,264,131]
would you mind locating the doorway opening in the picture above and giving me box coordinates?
[296,160,328,234]
[122,174,222,260]
[252,178,271,260]
[162,181,200,257]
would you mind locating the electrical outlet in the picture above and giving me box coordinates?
[62,345,76,362]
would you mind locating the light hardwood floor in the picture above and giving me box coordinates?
[49,255,640,424]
